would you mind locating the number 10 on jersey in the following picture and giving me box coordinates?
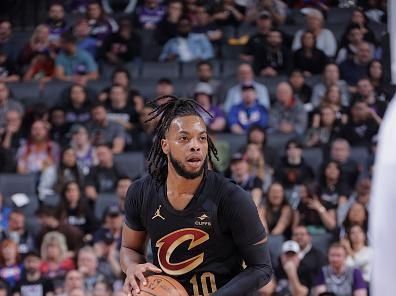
[190,272,217,296]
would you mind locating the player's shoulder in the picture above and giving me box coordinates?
[126,174,157,200]
[207,171,250,203]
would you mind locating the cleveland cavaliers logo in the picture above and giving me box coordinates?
[156,228,209,276]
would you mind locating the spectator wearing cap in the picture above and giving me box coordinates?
[241,10,273,64]
[36,206,84,254]
[339,99,380,148]
[185,61,223,105]
[100,18,141,65]
[272,240,309,296]
[228,84,269,135]
[93,228,122,285]
[95,204,123,244]
[274,139,314,190]
[55,31,99,84]
[74,18,98,58]
[229,152,264,207]
[313,243,367,296]
[70,125,98,176]
[77,246,105,293]
[255,29,290,77]
[159,17,214,63]
[12,251,55,296]
[269,82,307,135]
[85,1,118,45]
[339,42,374,87]
[84,144,127,200]
[224,63,270,113]
[292,8,337,57]
[87,103,126,153]
[194,83,226,133]
[245,1,287,25]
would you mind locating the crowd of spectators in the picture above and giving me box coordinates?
[0,0,391,295]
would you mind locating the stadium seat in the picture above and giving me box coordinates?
[95,193,119,221]
[350,146,370,169]
[216,133,246,155]
[326,8,353,24]
[219,60,241,77]
[141,61,180,79]
[99,60,141,80]
[42,81,73,107]
[0,173,36,198]
[220,45,244,60]
[267,132,299,152]
[114,152,146,179]
[303,147,323,175]
[179,61,198,78]
[7,81,40,106]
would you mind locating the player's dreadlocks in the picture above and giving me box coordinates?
[145,95,219,183]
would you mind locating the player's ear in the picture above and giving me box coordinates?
[161,138,169,155]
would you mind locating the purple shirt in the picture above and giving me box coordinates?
[135,5,165,27]
[315,266,367,293]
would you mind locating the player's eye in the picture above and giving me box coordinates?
[179,136,188,141]
[200,136,207,141]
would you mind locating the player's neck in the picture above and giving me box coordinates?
[166,169,204,196]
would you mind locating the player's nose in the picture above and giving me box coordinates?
[189,137,201,151]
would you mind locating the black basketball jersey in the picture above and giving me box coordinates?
[124,170,266,296]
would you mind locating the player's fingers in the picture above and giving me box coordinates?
[135,271,147,286]
[123,280,134,296]
[144,263,162,273]
[128,275,141,294]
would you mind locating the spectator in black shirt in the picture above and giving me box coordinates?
[293,31,328,76]
[367,59,394,101]
[46,2,68,45]
[241,10,273,63]
[355,77,388,118]
[0,50,19,82]
[340,99,380,148]
[255,29,290,77]
[229,152,264,207]
[12,251,55,296]
[192,4,223,46]
[295,183,336,232]
[329,138,360,189]
[63,84,92,124]
[154,0,183,46]
[58,181,97,241]
[84,144,125,201]
[100,18,141,66]
[274,139,314,190]
[289,70,312,105]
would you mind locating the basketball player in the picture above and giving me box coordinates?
[121,97,273,295]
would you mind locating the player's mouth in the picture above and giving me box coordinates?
[186,156,203,168]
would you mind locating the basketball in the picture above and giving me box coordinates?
[139,275,188,296]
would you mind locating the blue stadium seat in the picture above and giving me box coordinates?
[114,152,146,179]
[42,81,73,107]
[326,8,353,24]
[7,82,40,106]
[350,146,370,170]
[267,132,299,152]
[95,193,119,221]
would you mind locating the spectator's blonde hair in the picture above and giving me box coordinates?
[40,231,68,262]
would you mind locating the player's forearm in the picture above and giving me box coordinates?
[214,243,272,295]
[120,246,146,274]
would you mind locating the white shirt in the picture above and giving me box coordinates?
[370,96,396,295]
[346,246,372,282]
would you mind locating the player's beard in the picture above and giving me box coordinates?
[169,153,207,180]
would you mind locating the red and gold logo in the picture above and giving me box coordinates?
[156,228,209,276]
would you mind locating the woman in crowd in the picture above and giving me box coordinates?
[64,84,92,124]
[245,142,272,192]
[57,181,97,237]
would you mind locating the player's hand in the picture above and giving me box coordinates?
[123,263,162,295]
